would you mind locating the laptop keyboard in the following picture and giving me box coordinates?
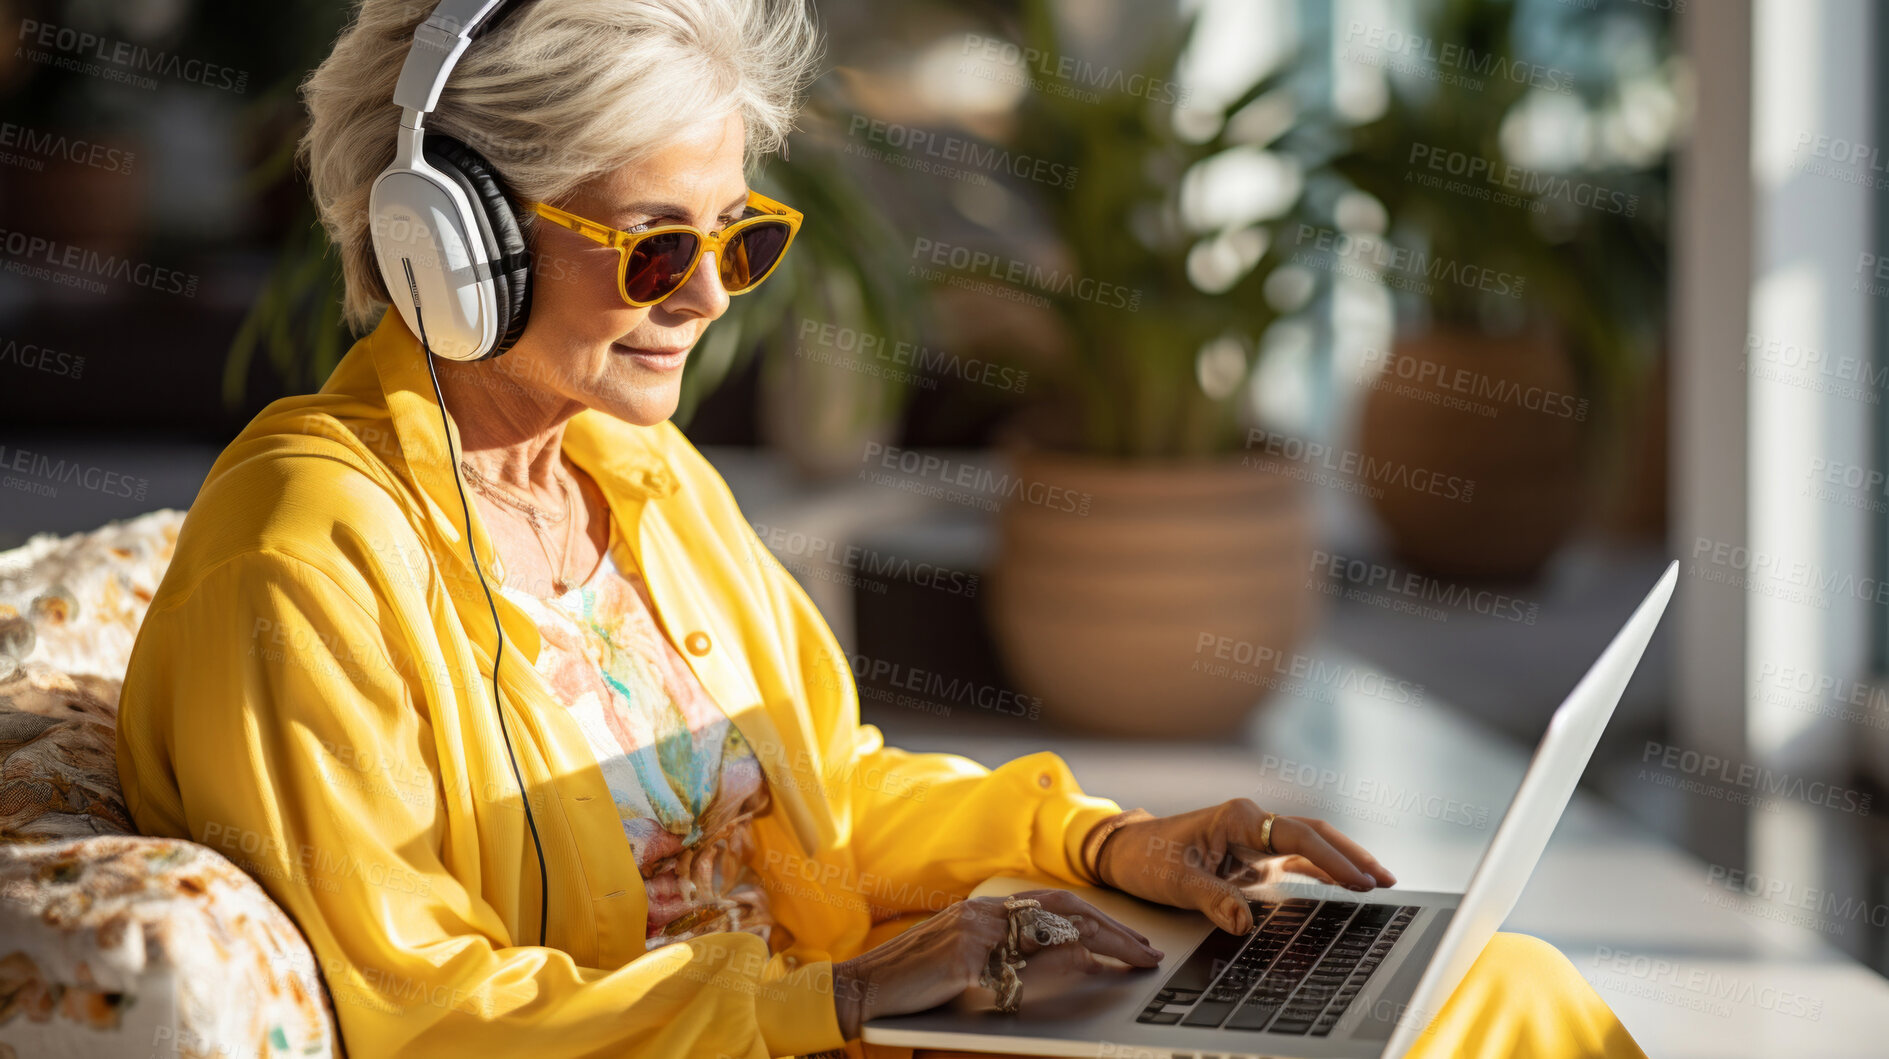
[1135,898,1418,1036]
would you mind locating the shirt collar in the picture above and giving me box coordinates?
[322,310,681,663]
[356,306,680,516]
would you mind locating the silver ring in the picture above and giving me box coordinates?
[979,898,1080,1013]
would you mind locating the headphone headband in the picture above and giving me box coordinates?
[392,0,517,117]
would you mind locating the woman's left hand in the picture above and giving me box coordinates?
[1091,800,1398,935]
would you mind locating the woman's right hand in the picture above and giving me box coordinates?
[831,888,1165,1040]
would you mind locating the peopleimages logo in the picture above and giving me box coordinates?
[761,848,961,917]
[1289,224,1525,299]
[858,442,1093,515]
[1256,754,1492,830]
[1244,428,1476,503]
[1703,865,1889,935]
[0,444,147,500]
[837,652,1041,721]
[1689,534,1889,608]
[1754,659,1889,731]
[15,18,248,94]
[846,115,1077,190]
[1743,328,1889,404]
[1792,131,1889,191]
[749,520,981,598]
[0,120,135,175]
[0,335,84,379]
[1356,345,1588,422]
[1310,549,1541,624]
[958,34,1190,107]
[1640,741,1872,816]
[797,319,1028,393]
[909,237,1141,311]
[1405,144,1637,217]
[1341,21,1576,95]
[1192,633,1427,706]
[0,227,198,297]
[1588,945,1823,1021]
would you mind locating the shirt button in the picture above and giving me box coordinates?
[1038,772,1053,789]
[684,631,712,656]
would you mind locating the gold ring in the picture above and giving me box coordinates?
[1259,812,1277,855]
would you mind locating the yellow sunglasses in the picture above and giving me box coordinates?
[528,191,802,308]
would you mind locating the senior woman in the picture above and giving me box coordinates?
[115,0,1647,1057]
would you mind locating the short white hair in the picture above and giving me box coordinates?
[298,0,823,332]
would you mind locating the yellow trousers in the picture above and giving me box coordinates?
[838,930,1647,1059]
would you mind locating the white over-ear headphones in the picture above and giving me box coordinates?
[368,0,535,362]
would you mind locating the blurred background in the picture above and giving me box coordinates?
[2,0,1887,1051]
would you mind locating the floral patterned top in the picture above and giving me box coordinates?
[496,514,776,952]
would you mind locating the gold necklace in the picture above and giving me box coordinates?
[460,460,583,594]
[458,460,570,525]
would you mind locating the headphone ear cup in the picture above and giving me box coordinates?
[421,134,533,359]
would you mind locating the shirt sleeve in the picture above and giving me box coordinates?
[115,550,844,1059]
[751,530,1124,908]
[838,724,1126,899]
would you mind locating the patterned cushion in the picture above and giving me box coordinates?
[0,508,187,684]
[0,511,339,1057]
[0,835,335,1058]
[0,664,131,843]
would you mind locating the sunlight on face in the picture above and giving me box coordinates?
[499,110,749,426]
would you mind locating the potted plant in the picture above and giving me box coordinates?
[1308,0,1674,579]
[945,1,1322,738]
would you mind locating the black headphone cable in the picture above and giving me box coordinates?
[402,256,551,948]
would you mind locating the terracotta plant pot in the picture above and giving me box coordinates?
[1355,327,1586,581]
[987,449,1320,738]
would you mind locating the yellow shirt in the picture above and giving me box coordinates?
[115,307,1124,1058]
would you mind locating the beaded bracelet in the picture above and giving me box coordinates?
[1080,807,1156,888]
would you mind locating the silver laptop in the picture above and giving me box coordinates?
[864,560,1677,1059]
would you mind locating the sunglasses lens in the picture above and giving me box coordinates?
[720,221,793,292]
[622,231,701,304]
